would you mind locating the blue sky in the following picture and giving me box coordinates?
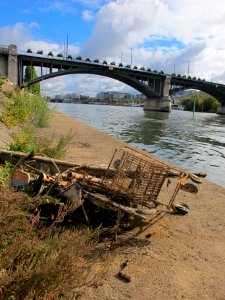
[1,0,225,96]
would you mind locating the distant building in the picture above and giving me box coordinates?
[96,91,133,101]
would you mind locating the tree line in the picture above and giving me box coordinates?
[180,94,219,113]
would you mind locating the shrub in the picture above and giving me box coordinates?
[119,63,123,67]
[103,60,107,65]
[57,53,63,57]
[48,52,53,57]
[67,54,72,60]
[37,50,43,55]
[2,90,51,128]
[86,58,91,62]
[37,131,75,159]
[76,56,82,60]
[94,59,99,63]
[27,48,32,53]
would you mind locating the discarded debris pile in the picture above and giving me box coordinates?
[1,147,206,229]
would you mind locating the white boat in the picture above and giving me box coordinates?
[172,104,185,110]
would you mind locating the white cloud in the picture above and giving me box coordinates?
[81,0,225,83]
[82,9,95,21]
[0,23,79,56]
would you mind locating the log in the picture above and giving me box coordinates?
[85,192,147,220]
[0,149,108,175]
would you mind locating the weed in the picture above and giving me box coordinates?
[0,161,12,189]
[0,189,104,299]
[0,76,6,89]
[37,130,75,159]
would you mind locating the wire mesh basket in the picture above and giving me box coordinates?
[102,147,170,208]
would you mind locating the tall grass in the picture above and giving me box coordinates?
[0,190,102,299]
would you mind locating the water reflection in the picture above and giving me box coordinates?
[51,103,225,187]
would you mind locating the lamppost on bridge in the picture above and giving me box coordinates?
[211,73,214,82]
[187,60,190,75]
[121,51,123,64]
[131,48,133,68]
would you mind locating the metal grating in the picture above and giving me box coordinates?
[102,147,169,207]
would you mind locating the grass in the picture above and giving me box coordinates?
[0,189,104,299]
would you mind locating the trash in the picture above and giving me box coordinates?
[0,147,205,230]
[117,260,131,282]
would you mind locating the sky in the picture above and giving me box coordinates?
[1,0,225,96]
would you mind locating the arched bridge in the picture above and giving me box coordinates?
[18,53,168,99]
[1,44,225,113]
[18,53,225,105]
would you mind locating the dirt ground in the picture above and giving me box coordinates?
[38,111,225,300]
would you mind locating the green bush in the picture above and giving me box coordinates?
[2,90,51,128]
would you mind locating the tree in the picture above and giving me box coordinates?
[57,53,63,57]
[37,50,43,54]
[24,66,40,95]
[48,52,53,57]
[27,48,32,53]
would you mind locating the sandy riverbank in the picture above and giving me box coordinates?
[38,110,225,300]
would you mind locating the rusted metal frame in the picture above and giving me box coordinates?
[167,173,189,209]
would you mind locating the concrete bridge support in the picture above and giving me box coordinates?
[143,76,172,112]
[0,44,18,85]
[143,96,172,112]
[217,104,225,115]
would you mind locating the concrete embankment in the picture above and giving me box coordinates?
[38,110,225,300]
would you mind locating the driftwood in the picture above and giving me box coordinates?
[0,149,107,176]
[84,191,147,221]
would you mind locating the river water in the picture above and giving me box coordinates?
[51,103,225,188]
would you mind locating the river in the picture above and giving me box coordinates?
[51,103,225,188]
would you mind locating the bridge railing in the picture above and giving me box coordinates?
[0,44,10,53]
[17,50,167,76]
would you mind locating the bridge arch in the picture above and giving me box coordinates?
[21,68,161,99]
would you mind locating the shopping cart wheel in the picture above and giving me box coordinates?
[180,182,198,194]
[172,203,190,215]
[189,173,202,184]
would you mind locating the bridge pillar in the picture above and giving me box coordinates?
[217,104,225,115]
[143,96,171,112]
[8,44,18,85]
[144,76,172,112]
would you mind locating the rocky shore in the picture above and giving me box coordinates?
[39,110,225,300]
